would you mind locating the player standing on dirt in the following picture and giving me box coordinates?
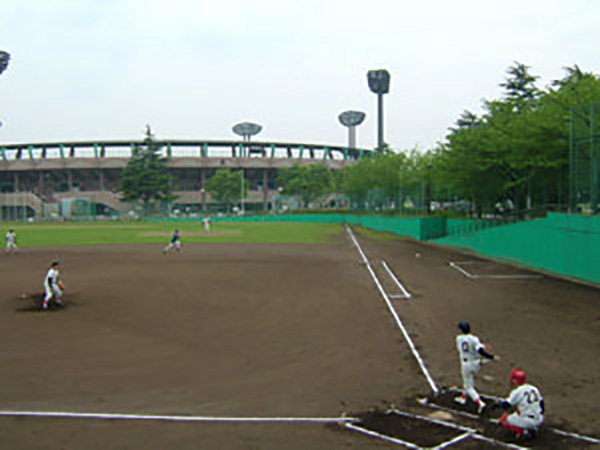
[455,320,499,413]
[43,260,64,310]
[163,229,182,254]
[5,228,17,253]
[497,370,544,439]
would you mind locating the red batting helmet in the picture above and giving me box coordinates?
[510,370,527,385]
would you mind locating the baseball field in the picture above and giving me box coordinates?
[0,220,598,449]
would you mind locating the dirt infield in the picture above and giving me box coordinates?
[1,227,598,449]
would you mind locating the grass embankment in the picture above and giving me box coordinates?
[1,220,343,247]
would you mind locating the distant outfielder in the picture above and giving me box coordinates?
[5,228,17,253]
[202,216,210,233]
[43,260,64,310]
[455,320,499,413]
[163,229,182,254]
[497,370,544,439]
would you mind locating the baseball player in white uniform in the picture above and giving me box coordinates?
[498,370,544,439]
[43,260,64,310]
[455,320,499,413]
[202,216,210,233]
[5,228,17,253]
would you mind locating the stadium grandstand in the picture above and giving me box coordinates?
[0,139,370,220]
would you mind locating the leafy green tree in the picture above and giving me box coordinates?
[277,164,333,208]
[120,126,174,213]
[205,168,246,212]
[500,62,541,110]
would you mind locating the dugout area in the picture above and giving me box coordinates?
[0,230,598,449]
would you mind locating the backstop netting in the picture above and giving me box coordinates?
[570,104,600,213]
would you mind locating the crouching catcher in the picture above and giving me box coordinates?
[497,369,544,439]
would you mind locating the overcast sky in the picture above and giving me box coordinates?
[0,0,598,151]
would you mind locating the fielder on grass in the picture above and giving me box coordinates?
[43,260,64,310]
[163,229,182,254]
[497,370,544,439]
[5,228,17,253]
[455,320,499,413]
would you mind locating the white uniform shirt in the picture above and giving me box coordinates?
[6,231,16,245]
[45,268,60,290]
[508,384,544,419]
[456,334,484,364]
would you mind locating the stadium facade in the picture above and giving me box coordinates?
[0,140,369,219]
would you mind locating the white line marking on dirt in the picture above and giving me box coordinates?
[470,433,531,450]
[382,261,412,299]
[388,409,530,450]
[420,397,600,446]
[346,226,438,395]
[449,261,542,280]
[448,261,477,278]
[551,428,600,444]
[0,410,356,424]
[388,409,473,433]
[477,274,542,280]
[432,432,472,449]
[345,423,422,449]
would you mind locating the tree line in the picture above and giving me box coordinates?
[120,63,600,216]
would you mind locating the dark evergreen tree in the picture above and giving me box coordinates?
[120,126,174,214]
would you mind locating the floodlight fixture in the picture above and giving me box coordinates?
[367,69,390,94]
[232,122,263,142]
[338,110,366,149]
[0,51,10,76]
[367,69,391,151]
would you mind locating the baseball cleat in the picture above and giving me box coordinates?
[454,396,467,405]
[477,401,486,414]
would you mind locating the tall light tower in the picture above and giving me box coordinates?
[232,122,262,142]
[367,69,391,151]
[338,110,366,149]
[232,122,262,215]
[0,51,10,130]
[0,51,10,76]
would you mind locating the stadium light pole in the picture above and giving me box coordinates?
[1,51,11,131]
[367,69,391,152]
[232,122,262,215]
[338,111,366,149]
[0,51,10,76]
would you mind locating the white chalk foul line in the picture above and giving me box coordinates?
[0,410,356,424]
[346,226,438,395]
[382,261,412,299]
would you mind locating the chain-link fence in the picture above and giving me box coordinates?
[569,103,600,213]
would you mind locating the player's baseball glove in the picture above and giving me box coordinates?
[58,281,65,291]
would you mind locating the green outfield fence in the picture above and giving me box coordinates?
[184,212,600,286]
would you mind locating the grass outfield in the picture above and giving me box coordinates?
[1,220,344,247]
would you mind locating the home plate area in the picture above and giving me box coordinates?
[344,388,597,450]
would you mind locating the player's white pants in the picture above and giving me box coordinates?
[6,242,17,252]
[163,241,182,253]
[460,360,482,402]
[506,412,543,431]
[44,285,62,302]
